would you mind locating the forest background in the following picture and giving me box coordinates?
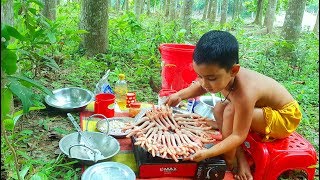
[1,0,319,179]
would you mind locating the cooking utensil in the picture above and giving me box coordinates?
[59,131,120,165]
[45,87,94,111]
[67,113,104,162]
[193,95,221,120]
[59,114,120,165]
[81,162,135,180]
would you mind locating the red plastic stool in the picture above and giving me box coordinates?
[242,132,318,180]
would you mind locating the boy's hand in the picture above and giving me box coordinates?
[183,149,208,162]
[196,118,219,130]
[165,93,182,107]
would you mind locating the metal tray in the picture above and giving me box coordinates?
[81,162,135,180]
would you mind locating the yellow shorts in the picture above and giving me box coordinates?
[262,100,302,140]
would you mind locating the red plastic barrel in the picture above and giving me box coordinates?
[159,43,197,91]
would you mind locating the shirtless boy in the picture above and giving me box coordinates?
[165,30,302,180]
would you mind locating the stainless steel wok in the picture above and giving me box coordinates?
[59,131,120,165]
[59,113,120,165]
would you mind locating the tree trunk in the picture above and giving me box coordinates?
[165,0,170,16]
[202,0,209,20]
[1,0,14,26]
[206,0,213,19]
[140,0,145,14]
[1,0,15,120]
[238,0,242,16]
[182,0,193,37]
[220,0,228,25]
[282,0,307,41]
[217,0,221,17]
[115,0,120,12]
[264,0,278,33]
[253,0,264,25]
[120,0,124,11]
[162,0,166,13]
[169,0,175,20]
[135,0,141,18]
[209,0,217,23]
[43,0,57,20]
[108,0,111,10]
[232,0,239,20]
[80,0,108,57]
[124,0,129,11]
[174,0,180,19]
[313,9,319,33]
[146,0,151,15]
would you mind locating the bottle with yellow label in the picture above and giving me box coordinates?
[114,74,128,111]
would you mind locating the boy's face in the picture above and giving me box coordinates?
[193,62,238,93]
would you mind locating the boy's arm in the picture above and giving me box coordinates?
[166,81,207,106]
[186,98,254,161]
[175,81,207,100]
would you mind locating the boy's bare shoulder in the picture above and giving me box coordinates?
[234,67,294,108]
[238,68,281,89]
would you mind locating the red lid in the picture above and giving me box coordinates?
[159,89,177,96]
[126,92,136,96]
[130,102,141,108]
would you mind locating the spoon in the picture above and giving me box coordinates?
[67,113,104,162]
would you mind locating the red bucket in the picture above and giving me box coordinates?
[94,93,115,118]
[159,43,197,91]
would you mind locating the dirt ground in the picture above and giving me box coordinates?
[1,107,80,178]
[17,109,77,158]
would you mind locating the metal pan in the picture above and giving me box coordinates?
[81,162,135,180]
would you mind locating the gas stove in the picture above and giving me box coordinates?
[132,137,227,179]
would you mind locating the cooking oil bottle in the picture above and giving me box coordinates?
[114,73,128,111]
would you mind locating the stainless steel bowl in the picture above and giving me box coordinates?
[193,95,221,120]
[45,87,94,111]
[59,131,120,165]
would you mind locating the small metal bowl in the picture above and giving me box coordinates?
[45,87,94,112]
[193,95,221,120]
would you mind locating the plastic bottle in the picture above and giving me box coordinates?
[114,74,128,111]
[94,70,114,95]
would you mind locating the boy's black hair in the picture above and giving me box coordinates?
[193,30,239,71]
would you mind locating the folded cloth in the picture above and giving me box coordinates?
[111,151,138,173]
